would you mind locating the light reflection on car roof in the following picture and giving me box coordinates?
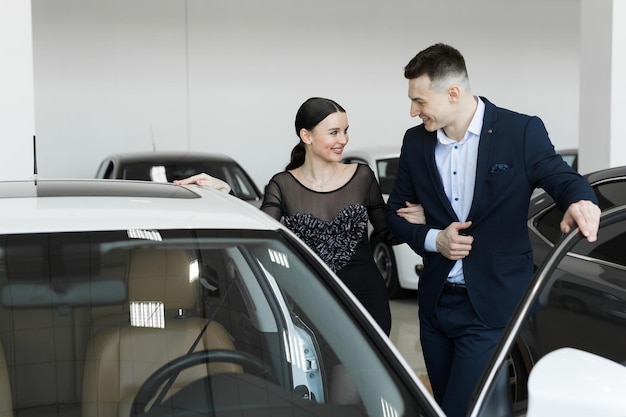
[0,179,200,199]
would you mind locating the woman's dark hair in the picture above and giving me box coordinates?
[286,97,346,170]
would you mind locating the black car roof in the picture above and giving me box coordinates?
[102,151,236,164]
[584,165,626,184]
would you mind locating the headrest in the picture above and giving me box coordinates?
[127,247,196,311]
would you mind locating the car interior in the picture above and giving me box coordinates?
[0,229,426,417]
[81,247,241,417]
[376,158,399,195]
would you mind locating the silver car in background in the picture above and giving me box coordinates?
[95,151,263,207]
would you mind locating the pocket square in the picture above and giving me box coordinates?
[489,163,510,172]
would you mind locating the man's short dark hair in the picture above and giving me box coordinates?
[404,43,469,83]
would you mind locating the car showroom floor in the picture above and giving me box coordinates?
[388,295,431,389]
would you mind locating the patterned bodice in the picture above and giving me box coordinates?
[283,204,368,272]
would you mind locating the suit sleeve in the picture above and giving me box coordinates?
[385,133,433,256]
[523,116,597,209]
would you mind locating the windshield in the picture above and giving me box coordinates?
[121,161,261,201]
[375,158,399,195]
[0,228,429,417]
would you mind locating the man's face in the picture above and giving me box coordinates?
[408,74,453,132]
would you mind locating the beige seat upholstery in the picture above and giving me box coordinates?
[0,342,13,417]
[82,248,240,417]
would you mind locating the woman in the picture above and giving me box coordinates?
[176,97,423,335]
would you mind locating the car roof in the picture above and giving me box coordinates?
[529,165,626,212]
[100,151,236,164]
[0,179,279,234]
[584,165,626,184]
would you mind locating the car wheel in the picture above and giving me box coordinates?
[507,343,529,404]
[371,235,404,299]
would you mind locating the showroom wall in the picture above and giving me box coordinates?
[1,0,35,180]
[31,0,581,188]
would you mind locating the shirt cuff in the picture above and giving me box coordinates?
[425,229,441,252]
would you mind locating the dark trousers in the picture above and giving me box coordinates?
[419,291,504,417]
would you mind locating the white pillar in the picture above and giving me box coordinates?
[0,0,36,180]
[579,0,626,174]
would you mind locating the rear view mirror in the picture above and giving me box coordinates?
[1,279,127,308]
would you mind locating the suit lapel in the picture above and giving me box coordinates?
[424,131,458,220]
[468,97,497,221]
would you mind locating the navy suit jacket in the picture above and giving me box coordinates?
[386,97,597,327]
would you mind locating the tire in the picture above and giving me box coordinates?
[507,342,530,404]
[371,235,405,299]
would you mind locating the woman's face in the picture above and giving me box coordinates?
[301,111,349,162]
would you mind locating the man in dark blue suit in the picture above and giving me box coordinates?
[386,43,600,417]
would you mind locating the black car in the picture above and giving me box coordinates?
[95,151,263,206]
[491,204,626,415]
[528,165,626,270]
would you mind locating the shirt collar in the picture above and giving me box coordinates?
[468,96,485,137]
[437,96,485,145]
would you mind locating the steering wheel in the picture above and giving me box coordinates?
[131,349,276,417]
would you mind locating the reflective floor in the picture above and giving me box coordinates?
[389,294,430,386]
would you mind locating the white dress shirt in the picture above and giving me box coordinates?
[424,97,485,284]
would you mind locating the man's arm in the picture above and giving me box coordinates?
[385,139,431,254]
[521,116,600,242]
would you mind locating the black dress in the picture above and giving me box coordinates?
[261,164,401,335]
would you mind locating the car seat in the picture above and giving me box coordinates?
[81,247,240,417]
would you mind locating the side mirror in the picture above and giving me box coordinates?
[527,347,626,417]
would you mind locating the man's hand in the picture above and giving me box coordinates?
[436,221,473,260]
[396,201,425,224]
[560,200,600,242]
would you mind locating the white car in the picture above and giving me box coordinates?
[0,178,624,417]
[343,146,423,298]
[0,178,440,417]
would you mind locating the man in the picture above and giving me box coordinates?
[386,43,600,417]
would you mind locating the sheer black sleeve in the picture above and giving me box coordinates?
[365,167,404,246]
[260,175,285,221]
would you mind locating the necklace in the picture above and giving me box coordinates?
[303,164,338,190]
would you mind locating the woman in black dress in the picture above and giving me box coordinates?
[260,97,423,335]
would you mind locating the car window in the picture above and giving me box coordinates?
[535,179,626,245]
[120,161,261,201]
[121,162,215,182]
[560,154,577,170]
[509,212,626,411]
[95,160,114,179]
[0,228,431,416]
[376,158,399,195]
[218,164,261,201]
